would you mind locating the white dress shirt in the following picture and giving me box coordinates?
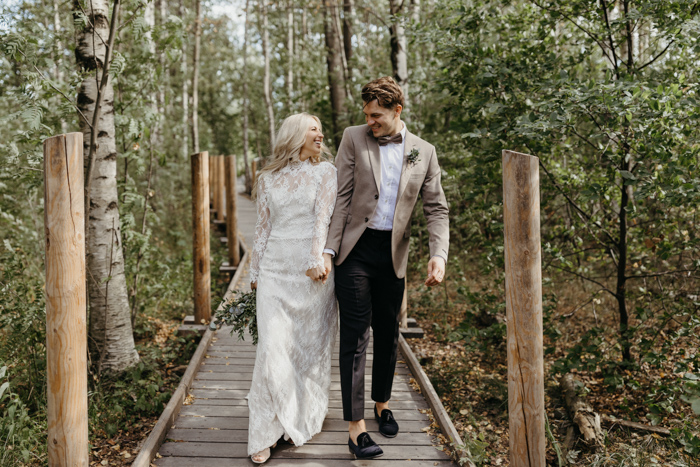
[367,122,406,231]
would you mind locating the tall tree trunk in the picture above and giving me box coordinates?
[180,0,189,159]
[299,5,308,111]
[388,0,409,108]
[342,0,355,84]
[53,0,67,134]
[191,0,201,154]
[73,0,139,372]
[242,0,252,193]
[323,0,347,149]
[286,0,294,113]
[259,0,275,150]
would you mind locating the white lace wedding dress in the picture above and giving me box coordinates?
[247,160,338,455]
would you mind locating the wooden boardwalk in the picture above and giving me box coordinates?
[154,187,455,466]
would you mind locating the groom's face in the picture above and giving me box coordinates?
[363,100,402,137]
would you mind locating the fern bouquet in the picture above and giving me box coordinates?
[211,289,259,345]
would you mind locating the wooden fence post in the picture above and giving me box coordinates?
[502,150,545,467]
[251,158,257,185]
[224,155,240,267]
[208,153,215,208]
[44,133,89,467]
[192,151,211,323]
[216,155,226,222]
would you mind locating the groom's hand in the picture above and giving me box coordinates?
[323,253,333,281]
[425,256,446,287]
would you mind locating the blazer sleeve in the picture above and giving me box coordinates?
[420,146,450,262]
[325,128,356,254]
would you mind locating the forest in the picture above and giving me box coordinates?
[0,0,699,465]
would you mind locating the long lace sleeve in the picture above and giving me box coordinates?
[249,175,271,283]
[307,163,337,270]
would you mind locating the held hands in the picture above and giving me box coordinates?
[306,256,332,284]
[425,256,446,287]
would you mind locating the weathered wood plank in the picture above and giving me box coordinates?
[165,429,435,446]
[190,381,416,392]
[188,398,429,410]
[155,458,456,467]
[178,406,430,421]
[173,417,431,433]
[159,442,449,460]
[189,389,423,403]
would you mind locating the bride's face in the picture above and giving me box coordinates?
[299,120,324,161]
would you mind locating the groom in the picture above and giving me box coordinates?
[323,76,450,458]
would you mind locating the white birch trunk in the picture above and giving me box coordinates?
[191,0,201,154]
[242,0,252,193]
[286,0,294,113]
[73,0,139,372]
[54,0,67,134]
[259,0,275,149]
[180,0,189,159]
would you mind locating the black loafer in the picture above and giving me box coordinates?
[348,432,383,459]
[374,405,399,438]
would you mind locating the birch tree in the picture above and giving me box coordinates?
[191,0,202,153]
[259,0,275,149]
[180,0,189,159]
[73,0,139,372]
[242,0,252,193]
[286,0,294,113]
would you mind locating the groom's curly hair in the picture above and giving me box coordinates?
[362,76,404,110]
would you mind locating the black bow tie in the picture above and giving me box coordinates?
[377,133,403,146]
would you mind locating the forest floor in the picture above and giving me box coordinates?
[88,318,194,467]
[406,264,700,467]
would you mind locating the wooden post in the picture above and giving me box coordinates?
[399,281,408,328]
[502,150,545,467]
[192,151,211,323]
[224,155,240,267]
[208,153,215,208]
[44,133,89,467]
[251,158,258,185]
[216,155,226,222]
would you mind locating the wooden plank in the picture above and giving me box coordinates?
[173,417,430,433]
[165,429,435,446]
[188,398,429,410]
[189,389,425,402]
[190,381,416,392]
[178,406,430,421]
[194,371,408,381]
[159,442,450,460]
[399,334,472,466]
[155,458,456,467]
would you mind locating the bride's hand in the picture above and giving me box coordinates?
[305,265,326,283]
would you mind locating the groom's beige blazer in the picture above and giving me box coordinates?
[325,124,449,279]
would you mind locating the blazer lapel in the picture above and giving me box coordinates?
[396,130,416,202]
[365,128,382,192]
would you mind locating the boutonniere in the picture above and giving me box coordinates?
[407,148,421,167]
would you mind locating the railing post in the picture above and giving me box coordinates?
[502,150,545,467]
[192,151,211,323]
[251,158,258,185]
[224,155,240,267]
[44,133,89,467]
[216,155,226,222]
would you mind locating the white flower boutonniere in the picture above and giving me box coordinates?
[407,148,421,167]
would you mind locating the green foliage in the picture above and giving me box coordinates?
[0,366,46,466]
[214,289,259,345]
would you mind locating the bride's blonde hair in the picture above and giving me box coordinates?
[252,113,332,198]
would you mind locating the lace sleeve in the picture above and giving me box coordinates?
[307,163,338,270]
[249,175,271,283]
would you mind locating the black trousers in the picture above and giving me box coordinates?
[335,229,406,421]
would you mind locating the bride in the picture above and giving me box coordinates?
[247,113,338,463]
